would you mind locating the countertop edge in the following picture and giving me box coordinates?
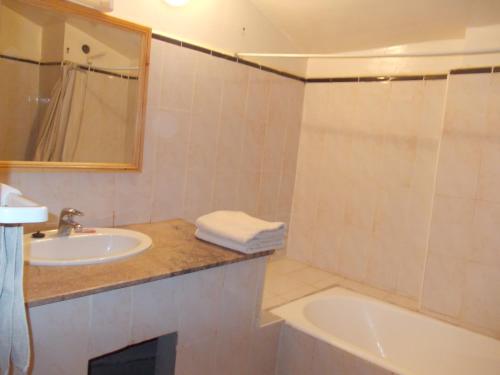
[26,249,273,308]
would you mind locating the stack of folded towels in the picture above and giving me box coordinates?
[195,211,286,254]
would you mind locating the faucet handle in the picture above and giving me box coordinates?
[60,208,84,218]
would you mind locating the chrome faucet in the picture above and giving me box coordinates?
[58,208,84,236]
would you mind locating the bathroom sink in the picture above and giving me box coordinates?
[24,228,152,266]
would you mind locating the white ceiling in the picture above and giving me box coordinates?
[248,0,500,53]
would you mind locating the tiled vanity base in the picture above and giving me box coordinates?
[28,258,280,375]
[276,323,395,375]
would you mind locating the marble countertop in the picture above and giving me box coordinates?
[24,219,273,307]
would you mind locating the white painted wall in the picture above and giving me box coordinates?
[306,25,500,78]
[64,22,137,74]
[110,0,307,76]
[0,4,42,61]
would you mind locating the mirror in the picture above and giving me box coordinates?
[0,0,150,169]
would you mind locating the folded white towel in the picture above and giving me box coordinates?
[196,229,284,253]
[0,226,30,375]
[196,211,285,244]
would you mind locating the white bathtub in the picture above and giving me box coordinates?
[271,287,500,375]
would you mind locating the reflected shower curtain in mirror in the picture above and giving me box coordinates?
[33,64,87,162]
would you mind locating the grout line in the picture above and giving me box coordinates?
[235,65,252,210]
[180,47,200,220]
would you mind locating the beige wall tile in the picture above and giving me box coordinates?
[161,43,197,112]
[249,321,282,375]
[435,135,481,199]
[460,262,500,335]
[175,335,217,375]
[149,108,190,221]
[276,324,316,375]
[29,297,91,375]
[88,288,132,358]
[422,252,466,317]
[218,259,263,341]
[337,226,370,281]
[175,267,224,345]
[245,69,270,123]
[477,139,500,203]
[471,200,500,268]
[427,195,475,259]
[130,277,179,344]
[443,73,490,135]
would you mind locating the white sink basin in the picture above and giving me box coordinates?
[24,228,152,266]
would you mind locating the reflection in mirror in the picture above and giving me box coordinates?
[0,0,149,167]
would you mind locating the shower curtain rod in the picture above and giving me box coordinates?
[236,48,500,59]
[62,60,139,70]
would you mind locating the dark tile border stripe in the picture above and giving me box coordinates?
[305,77,359,83]
[424,74,448,80]
[306,74,449,83]
[0,54,138,80]
[390,75,423,81]
[236,58,261,70]
[359,76,391,82]
[152,33,305,82]
[280,71,305,81]
[151,33,182,46]
[40,61,63,66]
[151,34,500,83]
[181,41,212,55]
[0,54,39,65]
[450,67,492,75]
[211,50,237,62]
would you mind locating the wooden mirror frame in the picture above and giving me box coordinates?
[0,0,151,170]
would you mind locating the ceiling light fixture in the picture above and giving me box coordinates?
[164,0,189,7]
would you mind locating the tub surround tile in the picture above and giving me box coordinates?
[264,258,420,314]
[276,323,316,375]
[421,70,500,338]
[24,219,273,307]
[311,339,394,375]
[286,66,500,340]
[460,262,500,335]
[248,320,282,375]
[262,292,289,310]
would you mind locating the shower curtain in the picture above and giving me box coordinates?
[33,64,87,162]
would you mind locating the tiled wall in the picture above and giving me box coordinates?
[288,70,500,338]
[28,258,281,375]
[422,71,500,337]
[288,78,446,299]
[0,38,304,231]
